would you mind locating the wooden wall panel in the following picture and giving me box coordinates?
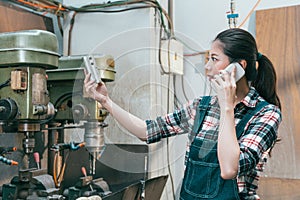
[256,4,300,199]
[0,1,48,32]
[256,5,300,179]
[258,177,300,200]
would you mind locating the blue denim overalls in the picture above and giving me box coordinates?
[180,96,268,200]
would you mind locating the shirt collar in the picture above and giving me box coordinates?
[240,87,260,108]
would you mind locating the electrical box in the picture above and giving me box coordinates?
[160,39,184,75]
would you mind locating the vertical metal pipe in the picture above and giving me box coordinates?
[168,0,173,30]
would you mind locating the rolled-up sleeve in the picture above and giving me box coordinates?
[238,105,282,175]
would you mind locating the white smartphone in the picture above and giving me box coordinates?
[224,62,245,82]
[83,55,102,84]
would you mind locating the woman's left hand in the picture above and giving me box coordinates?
[211,68,237,112]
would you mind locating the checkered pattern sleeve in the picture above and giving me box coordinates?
[145,99,199,144]
[238,104,282,175]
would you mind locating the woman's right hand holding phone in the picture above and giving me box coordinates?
[212,67,237,112]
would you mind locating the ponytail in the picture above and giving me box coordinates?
[251,55,281,109]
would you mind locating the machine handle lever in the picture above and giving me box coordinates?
[33,152,40,169]
[81,166,94,191]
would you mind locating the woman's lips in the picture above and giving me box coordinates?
[207,75,213,81]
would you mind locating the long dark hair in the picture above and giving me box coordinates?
[214,28,281,109]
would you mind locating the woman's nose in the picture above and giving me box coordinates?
[205,59,212,70]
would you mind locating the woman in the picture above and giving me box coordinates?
[84,28,282,200]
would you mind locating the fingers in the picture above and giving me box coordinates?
[84,78,95,90]
[213,70,230,85]
[83,72,96,96]
[212,69,237,92]
[85,81,96,92]
[219,70,231,82]
[85,82,100,101]
[212,74,223,89]
[210,78,220,92]
[84,71,91,83]
[230,66,237,85]
[84,71,97,90]
[83,69,107,102]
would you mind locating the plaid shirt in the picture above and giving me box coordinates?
[146,87,282,199]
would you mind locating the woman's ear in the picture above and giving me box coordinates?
[239,60,247,70]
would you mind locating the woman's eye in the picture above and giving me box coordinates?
[211,57,217,61]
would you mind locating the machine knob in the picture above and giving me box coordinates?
[72,104,89,122]
[0,98,18,120]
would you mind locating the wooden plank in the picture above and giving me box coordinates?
[257,177,300,200]
[256,5,300,179]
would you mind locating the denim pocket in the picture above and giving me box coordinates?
[183,158,222,198]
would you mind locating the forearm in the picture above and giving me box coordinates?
[102,97,148,141]
[218,108,240,179]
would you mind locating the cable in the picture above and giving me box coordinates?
[64,0,173,56]
[174,37,208,58]
[238,0,262,28]
[173,77,183,109]
[0,78,11,90]
[67,11,77,56]
[15,0,66,13]
[11,0,176,73]
[70,5,153,13]
[56,151,69,184]
[158,23,174,75]
[67,0,173,36]
[166,74,176,200]
[166,138,176,200]
[11,0,174,44]
[11,0,173,37]
[56,15,63,36]
[52,142,84,188]
[184,51,207,57]
[53,151,68,187]
[180,76,190,102]
[72,0,174,37]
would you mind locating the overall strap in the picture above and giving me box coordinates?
[191,97,268,140]
[235,100,269,139]
[191,96,211,136]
